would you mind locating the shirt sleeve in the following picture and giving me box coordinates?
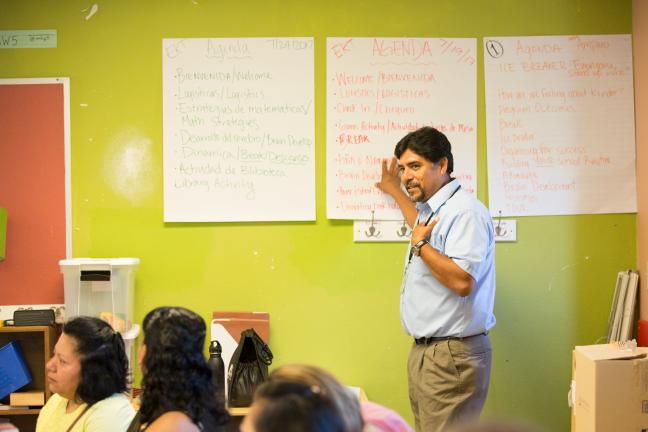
[82,395,136,432]
[444,209,492,280]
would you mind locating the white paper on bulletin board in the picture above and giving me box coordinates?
[484,35,636,217]
[326,38,477,220]
[163,38,315,222]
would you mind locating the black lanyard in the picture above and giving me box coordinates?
[408,184,461,263]
[66,404,90,432]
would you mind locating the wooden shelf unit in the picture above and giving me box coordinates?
[0,325,60,431]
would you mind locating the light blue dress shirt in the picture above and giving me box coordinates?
[400,179,496,338]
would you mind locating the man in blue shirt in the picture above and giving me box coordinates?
[375,127,496,432]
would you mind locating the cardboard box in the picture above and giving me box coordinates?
[211,311,269,343]
[10,391,44,406]
[572,344,648,431]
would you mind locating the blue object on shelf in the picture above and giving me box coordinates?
[0,341,32,400]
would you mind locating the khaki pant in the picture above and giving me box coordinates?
[407,334,492,432]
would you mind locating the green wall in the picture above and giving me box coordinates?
[1,1,635,430]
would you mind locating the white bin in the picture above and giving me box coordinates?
[59,258,140,372]
[59,258,139,332]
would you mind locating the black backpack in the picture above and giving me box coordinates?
[227,328,273,407]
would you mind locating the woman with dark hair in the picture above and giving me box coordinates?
[36,316,134,432]
[127,306,229,432]
[240,363,364,432]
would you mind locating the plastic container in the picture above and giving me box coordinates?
[120,324,140,376]
[59,258,139,333]
[60,258,140,374]
[0,341,32,400]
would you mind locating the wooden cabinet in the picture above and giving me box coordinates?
[0,325,60,432]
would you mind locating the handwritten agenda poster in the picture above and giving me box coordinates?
[484,35,636,217]
[163,38,314,222]
[326,38,477,220]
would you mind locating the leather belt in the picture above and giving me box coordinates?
[414,332,488,345]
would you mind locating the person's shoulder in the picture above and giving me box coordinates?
[145,411,199,432]
[39,393,66,417]
[452,190,491,217]
[43,393,64,407]
[361,401,414,432]
[83,393,135,430]
[36,393,65,431]
[90,392,133,410]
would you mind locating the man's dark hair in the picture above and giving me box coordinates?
[139,306,229,429]
[254,380,347,432]
[62,316,129,405]
[394,126,454,174]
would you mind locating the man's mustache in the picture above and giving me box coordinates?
[406,181,420,189]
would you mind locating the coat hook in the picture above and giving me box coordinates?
[365,210,381,238]
[495,210,507,237]
[396,218,411,238]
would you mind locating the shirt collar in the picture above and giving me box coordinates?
[416,179,460,214]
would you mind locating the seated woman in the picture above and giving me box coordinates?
[128,306,229,432]
[240,363,364,432]
[36,316,134,432]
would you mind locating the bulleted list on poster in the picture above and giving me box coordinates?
[163,38,315,222]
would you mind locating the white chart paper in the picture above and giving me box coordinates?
[327,37,477,220]
[484,35,636,216]
[163,38,315,222]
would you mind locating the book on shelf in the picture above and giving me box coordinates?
[9,390,44,406]
[0,405,30,410]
